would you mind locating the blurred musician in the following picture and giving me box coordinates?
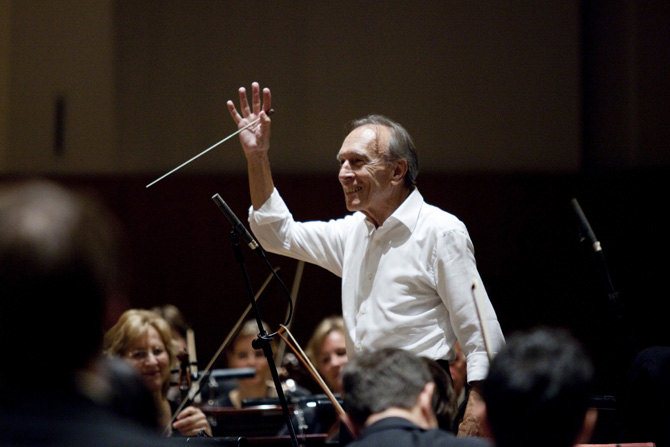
[305,316,348,395]
[0,180,169,446]
[209,319,306,408]
[276,316,350,439]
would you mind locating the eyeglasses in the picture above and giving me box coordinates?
[126,347,167,362]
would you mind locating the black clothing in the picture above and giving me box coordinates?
[0,392,168,447]
[345,417,491,447]
[621,346,670,447]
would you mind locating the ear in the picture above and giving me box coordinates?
[391,159,408,186]
[575,408,598,444]
[417,382,439,428]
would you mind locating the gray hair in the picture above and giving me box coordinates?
[348,115,419,189]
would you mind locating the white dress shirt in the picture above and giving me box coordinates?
[249,188,504,382]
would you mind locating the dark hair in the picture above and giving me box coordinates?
[0,180,123,388]
[482,327,594,447]
[348,115,419,189]
[151,303,190,340]
[343,347,432,426]
[423,357,457,431]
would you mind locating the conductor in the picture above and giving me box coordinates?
[227,82,505,435]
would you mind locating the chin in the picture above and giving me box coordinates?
[345,200,362,212]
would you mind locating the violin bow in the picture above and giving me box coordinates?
[274,260,305,366]
[277,324,358,438]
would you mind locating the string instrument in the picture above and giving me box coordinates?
[170,327,199,404]
[277,324,358,438]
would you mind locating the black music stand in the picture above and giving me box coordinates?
[212,194,300,447]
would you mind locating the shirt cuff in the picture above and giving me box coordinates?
[465,351,492,383]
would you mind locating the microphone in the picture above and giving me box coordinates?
[212,193,259,250]
[570,198,602,253]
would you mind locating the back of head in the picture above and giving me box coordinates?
[0,180,123,390]
[422,357,457,431]
[343,347,432,427]
[482,327,594,447]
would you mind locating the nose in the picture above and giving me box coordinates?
[144,352,160,365]
[339,163,354,182]
[331,353,346,367]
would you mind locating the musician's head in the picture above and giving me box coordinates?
[306,315,348,393]
[481,326,597,447]
[0,179,125,390]
[226,319,272,392]
[104,309,178,397]
[151,303,190,355]
[342,347,437,429]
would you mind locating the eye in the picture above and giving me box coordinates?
[128,350,147,361]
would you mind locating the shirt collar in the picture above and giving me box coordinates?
[362,188,423,234]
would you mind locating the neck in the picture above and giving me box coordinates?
[365,406,431,429]
[365,187,411,228]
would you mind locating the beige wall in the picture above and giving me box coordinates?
[116,1,581,175]
[6,0,116,174]
[4,1,583,175]
[0,0,9,168]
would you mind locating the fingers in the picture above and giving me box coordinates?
[227,100,241,125]
[252,82,261,115]
[262,87,272,116]
[173,406,211,436]
[228,83,272,128]
[239,86,251,117]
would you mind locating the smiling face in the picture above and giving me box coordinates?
[124,326,171,394]
[337,125,408,227]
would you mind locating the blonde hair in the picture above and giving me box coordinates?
[225,319,272,362]
[305,316,345,367]
[103,309,178,396]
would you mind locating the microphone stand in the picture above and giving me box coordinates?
[213,195,300,447]
[571,198,623,322]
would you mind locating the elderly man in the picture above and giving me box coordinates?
[227,82,504,435]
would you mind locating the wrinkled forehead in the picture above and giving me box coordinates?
[338,125,391,158]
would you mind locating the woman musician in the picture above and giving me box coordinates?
[103,309,213,437]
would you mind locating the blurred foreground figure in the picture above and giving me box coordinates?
[481,327,597,447]
[0,179,169,447]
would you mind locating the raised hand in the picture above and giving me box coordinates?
[227,82,272,157]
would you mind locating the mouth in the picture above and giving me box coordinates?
[345,186,362,194]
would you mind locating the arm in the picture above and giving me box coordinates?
[457,381,486,437]
[226,82,274,209]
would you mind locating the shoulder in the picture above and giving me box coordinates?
[423,430,493,447]
[418,201,467,233]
